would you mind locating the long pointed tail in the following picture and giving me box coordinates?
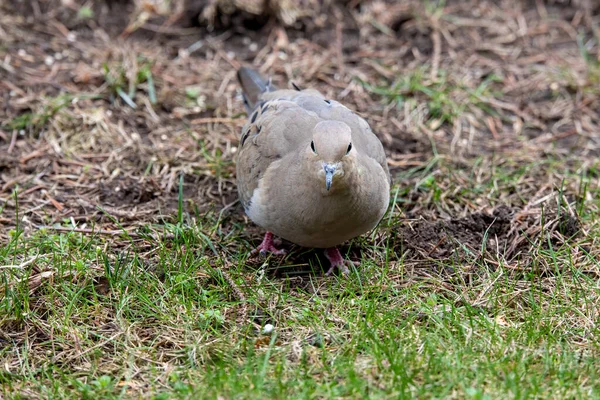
[237,67,275,112]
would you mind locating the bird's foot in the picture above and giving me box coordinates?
[250,232,287,257]
[324,247,356,276]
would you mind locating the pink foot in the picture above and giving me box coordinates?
[250,232,287,257]
[324,247,356,276]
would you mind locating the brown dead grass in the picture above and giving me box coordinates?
[0,0,598,275]
[1,0,598,230]
[1,1,600,396]
[1,0,599,272]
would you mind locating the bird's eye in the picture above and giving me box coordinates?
[346,142,352,155]
[310,141,317,154]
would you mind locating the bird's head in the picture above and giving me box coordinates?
[308,120,355,192]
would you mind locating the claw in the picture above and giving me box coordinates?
[250,232,287,257]
[324,247,356,276]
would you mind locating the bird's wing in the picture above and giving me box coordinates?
[236,69,390,208]
[235,90,322,208]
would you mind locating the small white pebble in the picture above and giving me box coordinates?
[230,146,237,154]
[9,90,16,97]
[17,49,26,57]
[131,132,141,142]
[19,130,25,136]
[278,51,288,60]
[54,52,63,60]
[178,49,190,59]
[196,95,206,109]
[226,51,235,59]
[44,56,54,66]
[550,82,559,91]
[161,134,168,141]
[106,110,113,116]
[262,324,274,335]
[67,32,77,42]
[249,43,258,52]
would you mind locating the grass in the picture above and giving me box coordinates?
[360,68,502,127]
[2,155,599,399]
[102,56,157,109]
[5,94,85,134]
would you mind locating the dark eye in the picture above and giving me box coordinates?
[346,142,352,155]
[310,141,317,153]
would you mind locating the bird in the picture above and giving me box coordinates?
[235,67,391,275]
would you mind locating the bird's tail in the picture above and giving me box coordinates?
[237,67,275,112]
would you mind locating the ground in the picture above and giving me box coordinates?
[1,0,600,398]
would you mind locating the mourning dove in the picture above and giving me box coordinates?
[236,67,390,275]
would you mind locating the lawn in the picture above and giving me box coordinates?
[1,0,600,398]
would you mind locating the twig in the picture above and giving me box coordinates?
[0,255,40,270]
[43,190,64,212]
[77,198,153,219]
[7,130,17,154]
[430,28,442,81]
[190,117,239,125]
[220,267,248,324]
[19,145,52,163]
[335,14,345,77]
[53,331,124,363]
[35,225,175,239]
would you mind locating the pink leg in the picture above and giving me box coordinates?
[324,247,354,276]
[250,232,287,257]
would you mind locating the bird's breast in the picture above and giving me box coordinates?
[245,168,389,248]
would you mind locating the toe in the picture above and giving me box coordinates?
[250,244,286,258]
[340,264,351,275]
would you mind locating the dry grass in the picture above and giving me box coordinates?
[1,0,600,398]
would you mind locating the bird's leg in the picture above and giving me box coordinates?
[250,231,287,257]
[324,247,354,276]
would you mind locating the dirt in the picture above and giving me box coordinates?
[0,0,597,270]
[98,176,163,205]
[394,204,581,268]
[397,205,513,260]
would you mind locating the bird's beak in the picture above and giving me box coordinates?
[324,164,336,191]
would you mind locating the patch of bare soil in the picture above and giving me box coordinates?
[98,176,162,205]
[398,205,514,259]
[394,204,581,270]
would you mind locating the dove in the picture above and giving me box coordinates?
[235,67,390,275]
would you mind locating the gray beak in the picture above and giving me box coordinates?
[324,164,336,191]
